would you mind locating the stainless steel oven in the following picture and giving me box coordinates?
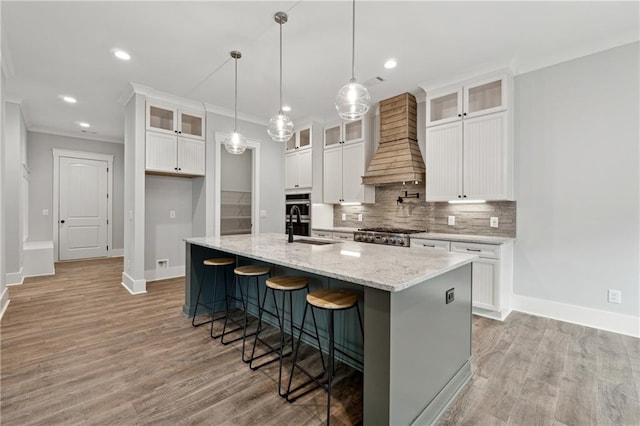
[285,193,311,236]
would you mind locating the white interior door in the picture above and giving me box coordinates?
[59,157,108,260]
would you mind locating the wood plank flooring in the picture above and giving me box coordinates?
[1,258,638,425]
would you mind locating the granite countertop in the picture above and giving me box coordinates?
[185,233,476,293]
[412,232,515,245]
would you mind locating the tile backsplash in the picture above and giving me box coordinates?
[333,184,516,237]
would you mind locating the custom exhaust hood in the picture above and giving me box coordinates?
[362,93,426,186]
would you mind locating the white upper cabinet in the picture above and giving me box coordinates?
[426,72,508,127]
[285,149,312,190]
[322,141,374,204]
[323,117,367,148]
[146,101,205,140]
[145,100,206,177]
[423,69,513,201]
[285,125,312,152]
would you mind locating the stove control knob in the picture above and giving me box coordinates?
[354,234,361,241]
[367,235,374,242]
[399,240,405,246]
[381,237,388,243]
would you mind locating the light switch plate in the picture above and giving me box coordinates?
[448,215,455,226]
[169,210,176,219]
[490,217,499,228]
[608,289,622,304]
[341,213,347,221]
[357,213,363,222]
[260,210,267,218]
[42,209,49,216]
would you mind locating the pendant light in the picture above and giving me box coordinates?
[267,11,294,143]
[224,51,248,155]
[335,0,370,121]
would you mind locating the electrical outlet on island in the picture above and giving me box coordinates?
[490,217,499,228]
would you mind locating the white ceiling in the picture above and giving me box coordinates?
[2,1,638,143]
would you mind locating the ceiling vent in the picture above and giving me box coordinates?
[362,93,426,185]
[363,76,385,88]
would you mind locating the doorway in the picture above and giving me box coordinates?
[214,133,261,237]
[53,149,113,261]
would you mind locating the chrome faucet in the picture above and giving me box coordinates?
[288,205,301,243]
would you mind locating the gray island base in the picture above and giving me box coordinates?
[184,234,476,425]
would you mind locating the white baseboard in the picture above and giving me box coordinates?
[512,294,639,338]
[145,265,185,282]
[6,267,24,286]
[121,272,147,295]
[109,248,124,257]
[0,288,10,321]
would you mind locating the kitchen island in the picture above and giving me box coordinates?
[184,233,476,425]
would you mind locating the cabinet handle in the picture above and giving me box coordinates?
[463,113,467,116]
[463,195,467,198]
[458,195,462,198]
[178,168,182,171]
[174,130,178,133]
[174,167,178,171]
[457,114,462,117]
[423,244,435,247]
[60,220,65,224]
[466,248,481,252]
[178,131,182,134]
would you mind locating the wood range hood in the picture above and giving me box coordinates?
[362,93,426,185]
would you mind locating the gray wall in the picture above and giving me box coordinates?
[27,131,125,250]
[145,175,192,271]
[1,68,6,309]
[514,42,639,317]
[3,102,26,279]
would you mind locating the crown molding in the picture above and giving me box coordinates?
[28,126,124,145]
[203,102,267,126]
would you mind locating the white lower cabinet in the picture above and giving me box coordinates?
[412,237,513,320]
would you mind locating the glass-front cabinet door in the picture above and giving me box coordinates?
[179,110,205,140]
[298,127,311,150]
[285,132,297,151]
[426,86,462,127]
[147,103,177,135]
[463,75,507,119]
[324,123,342,147]
[343,119,364,144]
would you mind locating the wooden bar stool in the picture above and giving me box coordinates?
[191,258,235,333]
[249,275,323,397]
[286,288,364,425]
[220,264,271,363]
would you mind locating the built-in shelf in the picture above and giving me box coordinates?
[221,190,252,235]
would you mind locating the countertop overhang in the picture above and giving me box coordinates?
[185,233,476,292]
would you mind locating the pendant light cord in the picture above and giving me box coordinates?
[234,57,238,132]
[351,0,356,81]
[279,21,283,113]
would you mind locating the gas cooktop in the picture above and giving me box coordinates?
[354,227,426,246]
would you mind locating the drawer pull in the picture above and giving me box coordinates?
[423,244,435,247]
[466,248,482,252]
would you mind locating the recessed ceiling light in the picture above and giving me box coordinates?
[384,59,397,69]
[282,105,291,112]
[62,96,77,104]
[112,49,131,61]
[78,122,91,128]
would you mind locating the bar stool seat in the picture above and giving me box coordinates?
[266,276,309,291]
[191,258,235,330]
[234,265,272,276]
[220,264,272,363]
[287,288,364,425]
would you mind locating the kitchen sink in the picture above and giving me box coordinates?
[293,239,340,245]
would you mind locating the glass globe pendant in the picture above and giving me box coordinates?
[224,51,248,155]
[268,11,294,143]
[335,0,370,121]
[267,111,294,142]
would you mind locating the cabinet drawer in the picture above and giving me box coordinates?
[332,231,354,241]
[410,238,450,251]
[311,230,332,239]
[451,242,500,259]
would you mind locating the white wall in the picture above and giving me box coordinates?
[221,148,252,192]
[27,131,124,251]
[514,42,639,333]
[3,102,26,284]
[0,61,9,319]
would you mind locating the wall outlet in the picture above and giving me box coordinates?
[448,215,456,226]
[608,289,622,304]
[42,209,49,216]
[157,259,168,270]
[357,213,363,222]
[446,288,455,304]
[341,213,347,221]
[490,217,499,228]
[169,210,176,219]
[260,210,267,218]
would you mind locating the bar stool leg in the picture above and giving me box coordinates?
[326,310,335,425]
[220,273,246,344]
[191,265,208,327]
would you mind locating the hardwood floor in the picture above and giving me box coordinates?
[1,258,638,425]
